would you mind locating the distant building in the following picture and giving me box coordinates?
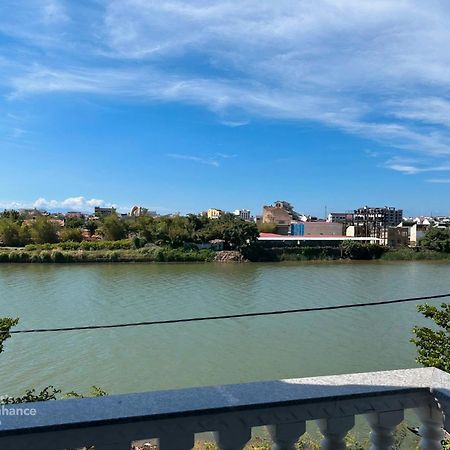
[291,221,344,236]
[353,206,403,239]
[262,201,296,235]
[387,227,409,248]
[66,212,84,218]
[327,212,354,224]
[234,209,251,221]
[128,206,157,218]
[94,207,116,218]
[398,221,429,247]
[19,208,44,218]
[207,208,223,220]
[48,218,65,227]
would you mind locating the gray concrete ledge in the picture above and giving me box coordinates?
[0,367,448,436]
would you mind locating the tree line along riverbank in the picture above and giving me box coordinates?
[1,239,450,263]
[1,209,450,262]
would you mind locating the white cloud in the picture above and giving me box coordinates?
[0,201,27,210]
[27,196,111,211]
[3,1,450,162]
[167,153,220,167]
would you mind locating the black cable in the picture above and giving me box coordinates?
[1,292,449,335]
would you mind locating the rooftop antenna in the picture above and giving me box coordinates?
[324,205,328,220]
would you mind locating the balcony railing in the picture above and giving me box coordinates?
[0,367,448,449]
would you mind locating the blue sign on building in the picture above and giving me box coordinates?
[290,223,304,236]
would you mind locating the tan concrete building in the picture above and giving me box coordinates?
[262,202,294,235]
[207,208,223,220]
[302,222,344,236]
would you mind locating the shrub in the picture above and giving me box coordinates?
[107,251,120,262]
[39,251,52,263]
[132,236,147,249]
[0,253,10,262]
[30,217,59,244]
[341,241,386,260]
[420,227,450,252]
[59,228,83,243]
[412,303,450,373]
[8,251,30,263]
[51,251,67,263]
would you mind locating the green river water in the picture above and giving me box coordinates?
[0,261,448,397]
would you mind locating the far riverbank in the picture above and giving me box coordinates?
[1,241,450,263]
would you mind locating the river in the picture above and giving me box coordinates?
[0,261,448,397]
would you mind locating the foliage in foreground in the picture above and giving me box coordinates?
[0,318,106,404]
[412,303,450,373]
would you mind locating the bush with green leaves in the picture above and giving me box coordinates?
[100,215,128,241]
[420,228,450,253]
[30,217,59,244]
[341,241,386,260]
[412,303,450,373]
[59,227,83,242]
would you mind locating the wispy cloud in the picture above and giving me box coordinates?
[218,119,250,128]
[426,179,450,184]
[167,153,220,167]
[3,1,450,162]
[384,157,450,175]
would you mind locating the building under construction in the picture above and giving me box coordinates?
[353,206,403,239]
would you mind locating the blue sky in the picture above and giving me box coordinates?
[1,1,450,217]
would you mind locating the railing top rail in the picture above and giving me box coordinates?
[0,368,448,436]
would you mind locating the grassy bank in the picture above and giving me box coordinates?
[256,245,450,262]
[0,241,215,263]
[2,241,450,263]
[380,248,450,260]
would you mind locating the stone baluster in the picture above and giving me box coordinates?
[159,432,195,450]
[317,416,355,450]
[94,440,131,450]
[365,410,404,450]
[214,425,252,450]
[415,404,444,450]
[267,421,306,450]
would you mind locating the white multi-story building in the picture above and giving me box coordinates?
[234,209,251,221]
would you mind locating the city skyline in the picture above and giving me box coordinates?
[2,1,450,217]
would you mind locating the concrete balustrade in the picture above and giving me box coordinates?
[0,368,448,450]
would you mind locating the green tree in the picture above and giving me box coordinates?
[60,227,83,242]
[156,216,192,247]
[1,209,20,221]
[132,215,157,242]
[18,224,31,246]
[202,214,259,250]
[0,218,22,246]
[100,215,127,241]
[85,220,98,236]
[420,228,450,252]
[64,216,85,229]
[411,303,450,373]
[30,217,59,244]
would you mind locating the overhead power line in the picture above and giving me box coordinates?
[1,293,449,336]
